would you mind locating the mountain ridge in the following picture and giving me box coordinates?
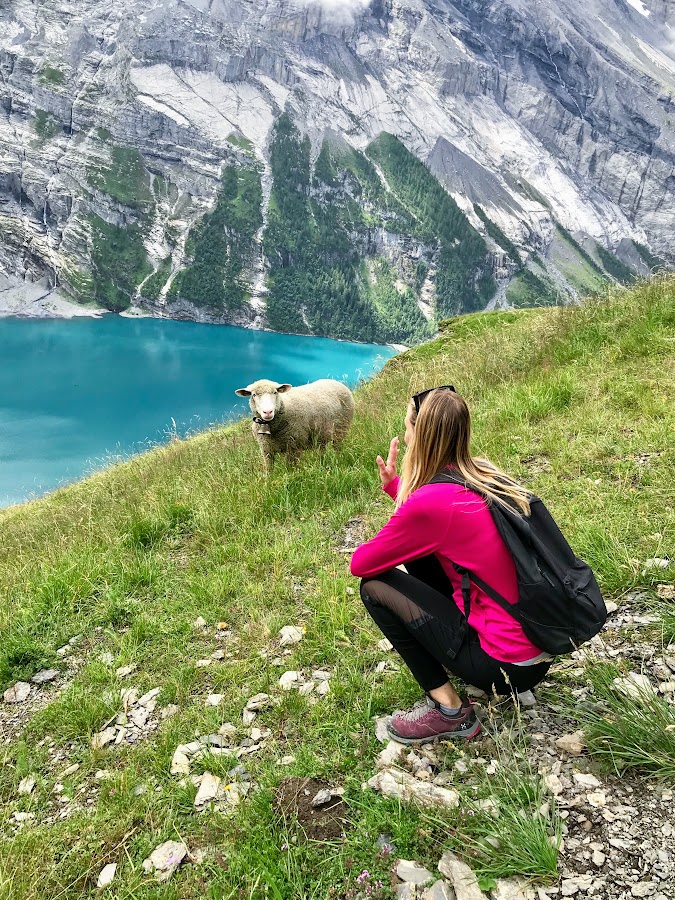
[0,0,673,340]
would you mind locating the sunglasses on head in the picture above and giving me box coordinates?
[411,384,456,414]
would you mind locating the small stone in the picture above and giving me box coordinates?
[592,850,606,867]
[138,688,161,706]
[491,878,537,900]
[18,776,36,795]
[194,772,222,808]
[279,671,300,690]
[205,694,225,706]
[377,739,405,769]
[12,811,35,823]
[280,755,296,765]
[316,680,330,696]
[631,883,657,898]
[279,625,304,647]
[572,772,601,789]
[560,881,579,897]
[218,723,237,737]
[195,659,212,668]
[245,693,271,711]
[586,790,606,807]
[56,645,69,657]
[31,669,59,685]
[242,709,256,725]
[555,732,586,755]
[377,638,394,652]
[424,881,453,900]
[605,600,619,613]
[4,682,31,704]
[516,690,537,708]
[656,584,675,600]
[396,859,434,885]
[613,673,656,699]
[437,851,483,900]
[311,788,333,807]
[312,670,331,682]
[299,681,316,696]
[171,749,191,775]
[61,764,79,778]
[92,727,117,750]
[97,863,117,888]
[544,773,564,796]
[115,665,136,678]
[211,649,225,660]
[644,557,670,569]
[375,716,391,743]
[192,616,207,628]
[369,769,459,808]
[142,840,187,882]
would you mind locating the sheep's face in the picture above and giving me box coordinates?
[235,381,292,422]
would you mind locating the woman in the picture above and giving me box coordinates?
[350,386,552,744]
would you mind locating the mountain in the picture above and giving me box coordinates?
[0,0,673,342]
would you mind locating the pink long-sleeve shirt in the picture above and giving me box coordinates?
[350,476,542,663]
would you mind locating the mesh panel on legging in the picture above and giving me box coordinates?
[360,576,462,692]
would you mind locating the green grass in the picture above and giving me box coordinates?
[0,277,673,897]
[33,110,61,140]
[87,146,153,210]
[39,66,65,86]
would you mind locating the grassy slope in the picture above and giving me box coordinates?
[0,278,674,898]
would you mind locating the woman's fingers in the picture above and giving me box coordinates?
[387,436,399,469]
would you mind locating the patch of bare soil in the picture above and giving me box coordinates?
[275,777,348,842]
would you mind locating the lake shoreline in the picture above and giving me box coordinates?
[0,279,407,350]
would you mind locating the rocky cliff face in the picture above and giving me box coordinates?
[0,0,673,339]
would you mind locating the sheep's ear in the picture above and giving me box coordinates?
[235,388,252,397]
[277,384,292,393]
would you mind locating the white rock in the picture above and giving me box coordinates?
[643,558,670,569]
[312,670,331,682]
[279,625,304,647]
[4,682,31,703]
[316,680,331,696]
[299,681,316,696]
[31,669,59,684]
[61,764,80,778]
[396,859,433,885]
[96,863,117,888]
[368,769,459,808]
[555,732,586,755]
[311,788,333,807]
[211,649,225,660]
[630,882,657,897]
[279,671,301,690]
[592,850,606,867]
[242,709,256,725]
[605,600,618,614]
[18,776,36,795]
[115,665,136,678]
[195,659,212,668]
[377,638,394,652]
[437,851,483,900]
[206,694,225,706]
[138,688,161,706]
[377,739,405,769]
[612,673,656,699]
[491,878,537,900]
[192,616,207,628]
[245,693,271,710]
[586,790,606,807]
[171,749,191,775]
[12,811,35,823]
[280,755,296,765]
[92,727,118,749]
[218,723,237,736]
[142,840,187,882]
[194,772,222,808]
[572,772,601,789]
[544,773,564,796]
[425,881,453,900]
[375,716,391,743]
[560,881,579,897]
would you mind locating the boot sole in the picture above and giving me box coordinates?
[386,718,482,745]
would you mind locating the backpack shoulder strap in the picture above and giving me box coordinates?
[431,470,524,625]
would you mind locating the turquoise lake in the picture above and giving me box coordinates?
[0,316,396,507]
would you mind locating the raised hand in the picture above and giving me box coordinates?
[376,436,399,488]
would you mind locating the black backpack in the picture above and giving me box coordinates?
[430,471,607,656]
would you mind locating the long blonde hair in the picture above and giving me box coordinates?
[396,389,531,515]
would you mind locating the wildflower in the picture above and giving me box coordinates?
[356,869,370,884]
[281,843,288,851]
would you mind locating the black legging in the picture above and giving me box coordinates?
[361,555,551,696]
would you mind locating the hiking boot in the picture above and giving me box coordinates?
[386,696,481,744]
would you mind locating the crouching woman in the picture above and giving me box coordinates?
[350,387,552,744]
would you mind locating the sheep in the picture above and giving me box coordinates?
[235,378,355,472]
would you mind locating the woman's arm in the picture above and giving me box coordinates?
[350,487,453,578]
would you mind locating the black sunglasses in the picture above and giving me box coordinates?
[411,384,456,414]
